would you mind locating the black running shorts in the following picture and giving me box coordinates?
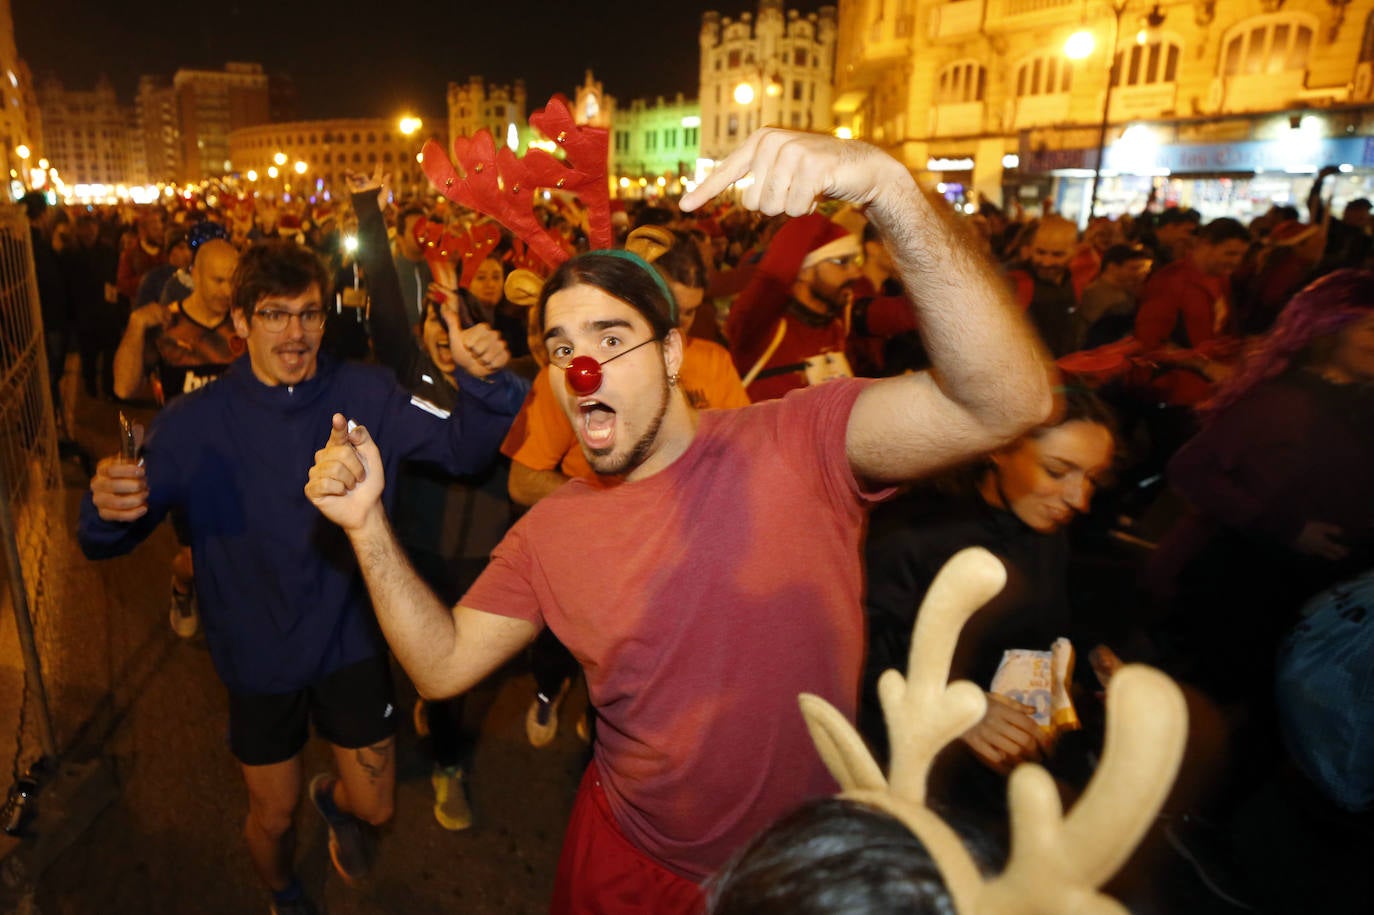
[228,654,398,766]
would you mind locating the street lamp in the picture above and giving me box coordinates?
[398,116,422,136]
[267,165,279,179]
[273,151,287,167]
[1064,0,1142,221]
[246,169,258,182]
[293,160,307,175]
[733,58,783,134]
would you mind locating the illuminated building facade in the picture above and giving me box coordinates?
[35,76,137,187]
[0,0,43,193]
[833,0,1374,222]
[228,118,441,201]
[447,76,528,152]
[136,76,180,186]
[610,94,701,196]
[699,0,838,162]
[174,62,270,184]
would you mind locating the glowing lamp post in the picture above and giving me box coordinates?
[1065,0,1139,221]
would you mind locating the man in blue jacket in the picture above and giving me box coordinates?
[80,241,523,915]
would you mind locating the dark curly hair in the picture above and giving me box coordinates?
[231,241,333,323]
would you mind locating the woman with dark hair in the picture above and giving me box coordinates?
[1150,269,1374,702]
[708,798,973,915]
[463,253,534,373]
[861,389,1118,775]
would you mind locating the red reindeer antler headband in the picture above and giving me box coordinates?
[418,94,613,271]
[411,217,503,288]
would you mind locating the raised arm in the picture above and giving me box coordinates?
[683,130,1053,482]
[305,414,537,697]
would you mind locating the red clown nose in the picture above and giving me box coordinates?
[561,338,659,397]
[565,355,604,396]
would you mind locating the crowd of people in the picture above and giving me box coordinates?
[18,121,1369,914]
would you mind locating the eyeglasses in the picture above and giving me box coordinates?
[253,308,327,332]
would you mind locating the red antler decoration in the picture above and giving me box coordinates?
[419,94,612,270]
[412,217,504,287]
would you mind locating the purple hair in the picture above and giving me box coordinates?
[1204,269,1374,418]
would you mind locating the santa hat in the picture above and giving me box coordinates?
[760,213,860,280]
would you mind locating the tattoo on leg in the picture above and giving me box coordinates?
[354,740,392,781]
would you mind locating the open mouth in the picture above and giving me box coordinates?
[275,345,310,373]
[578,398,617,450]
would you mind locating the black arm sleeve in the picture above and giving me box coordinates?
[352,190,458,413]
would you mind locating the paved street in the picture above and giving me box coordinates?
[16,391,589,915]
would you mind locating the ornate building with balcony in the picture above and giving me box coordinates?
[447,76,528,153]
[0,0,40,195]
[700,0,838,162]
[36,76,139,187]
[834,0,1374,222]
[228,118,441,201]
[610,95,702,195]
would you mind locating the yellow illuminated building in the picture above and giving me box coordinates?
[228,118,440,201]
[833,0,1374,222]
[447,76,528,154]
[699,0,838,162]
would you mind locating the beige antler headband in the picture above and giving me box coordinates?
[800,547,1188,914]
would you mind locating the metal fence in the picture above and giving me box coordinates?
[0,204,60,787]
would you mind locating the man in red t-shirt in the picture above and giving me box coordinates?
[1134,217,1250,407]
[306,130,1053,914]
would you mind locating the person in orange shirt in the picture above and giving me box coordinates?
[501,229,750,746]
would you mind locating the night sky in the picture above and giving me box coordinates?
[13,0,835,122]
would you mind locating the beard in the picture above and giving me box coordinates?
[587,373,671,477]
[806,280,854,318]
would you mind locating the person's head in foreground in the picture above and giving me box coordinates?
[709,798,988,915]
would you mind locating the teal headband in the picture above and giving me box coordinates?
[574,249,678,326]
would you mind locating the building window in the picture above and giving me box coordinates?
[795,48,808,67]
[727,114,739,137]
[383,151,393,163]
[728,49,741,68]
[309,134,317,144]
[686,126,699,146]
[1221,15,1315,76]
[1016,55,1073,96]
[367,152,377,163]
[936,61,986,103]
[791,112,802,128]
[792,80,804,101]
[366,132,376,143]
[352,152,361,163]
[1114,38,1181,86]
[352,133,361,143]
